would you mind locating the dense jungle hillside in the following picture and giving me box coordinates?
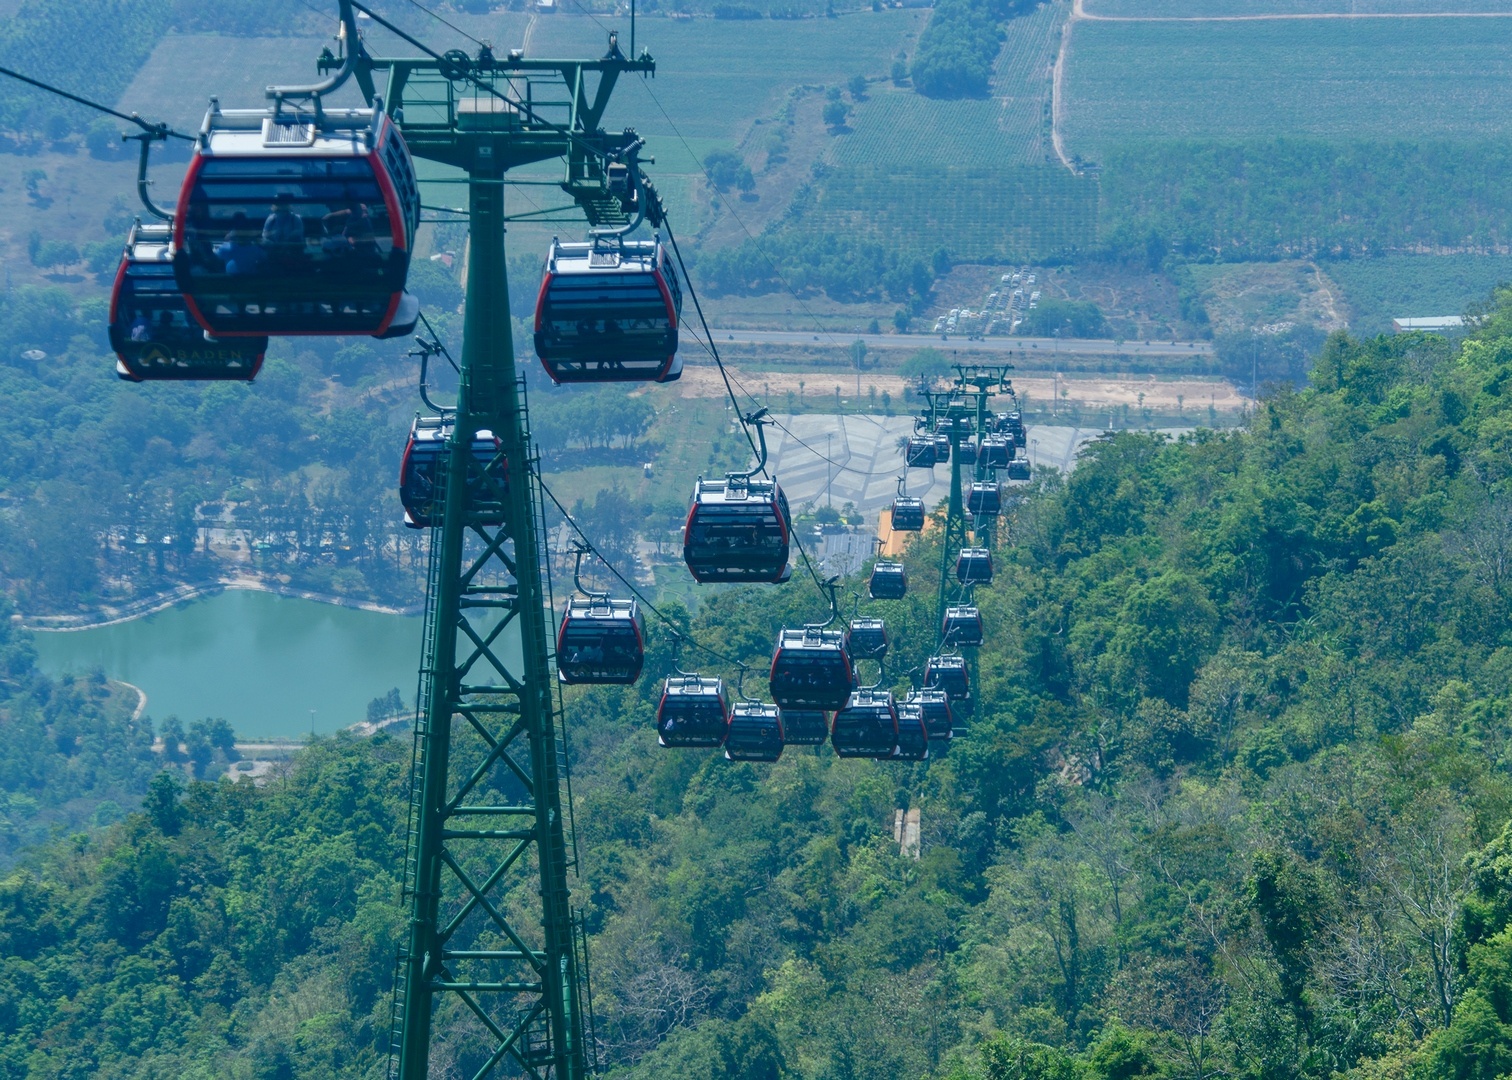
[6,292,1512,1077]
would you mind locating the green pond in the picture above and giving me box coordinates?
[30,590,425,740]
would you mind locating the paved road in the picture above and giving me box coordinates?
[707,329,1213,359]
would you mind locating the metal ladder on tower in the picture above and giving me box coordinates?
[386,469,451,1078]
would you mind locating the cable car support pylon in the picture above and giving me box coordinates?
[916,366,1012,728]
[311,5,655,1076]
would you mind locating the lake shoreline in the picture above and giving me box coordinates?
[20,577,421,633]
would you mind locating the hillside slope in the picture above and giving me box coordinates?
[6,292,1512,1075]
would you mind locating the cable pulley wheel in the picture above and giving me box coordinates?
[439,49,472,82]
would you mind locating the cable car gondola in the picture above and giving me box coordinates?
[556,596,645,684]
[980,435,1012,469]
[1007,458,1031,481]
[399,417,507,529]
[725,702,783,762]
[845,617,888,661]
[942,605,984,647]
[769,627,854,710]
[831,689,899,759]
[905,435,937,469]
[869,561,907,600]
[956,437,978,466]
[779,709,829,746]
[173,102,421,338]
[656,675,730,748]
[110,222,268,381]
[934,433,951,464]
[924,655,970,702]
[683,476,792,583]
[910,689,954,740]
[893,702,929,761]
[957,547,993,586]
[534,236,683,384]
[891,496,925,532]
[966,481,1002,517]
[1006,410,1027,448]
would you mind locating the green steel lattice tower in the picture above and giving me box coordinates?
[318,14,655,1078]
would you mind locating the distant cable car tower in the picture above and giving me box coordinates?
[914,366,1013,733]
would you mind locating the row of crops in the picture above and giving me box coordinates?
[802,164,1098,262]
[1063,16,1512,157]
[1085,0,1512,15]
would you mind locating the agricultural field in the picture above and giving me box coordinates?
[1061,17,1512,158]
[505,10,924,147]
[1084,0,1512,14]
[1325,255,1512,335]
[836,0,1063,169]
[800,165,1098,262]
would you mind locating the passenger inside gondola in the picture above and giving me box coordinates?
[111,222,270,383]
[214,214,266,275]
[175,107,420,338]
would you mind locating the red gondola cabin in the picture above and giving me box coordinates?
[556,597,645,684]
[398,417,507,529]
[832,690,899,759]
[725,702,783,762]
[656,675,729,748]
[778,709,828,746]
[110,222,268,381]
[173,103,420,338]
[769,627,854,711]
[683,477,792,583]
[534,237,683,384]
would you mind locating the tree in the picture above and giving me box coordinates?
[144,770,183,836]
[848,74,868,99]
[1019,298,1109,338]
[901,347,954,381]
[703,150,754,194]
[822,99,850,129]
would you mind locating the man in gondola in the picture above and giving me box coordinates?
[215,213,265,275]
[321,202,379,262]
[262,192,305,264]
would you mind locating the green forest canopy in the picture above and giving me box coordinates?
[7,290,1512,1075]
